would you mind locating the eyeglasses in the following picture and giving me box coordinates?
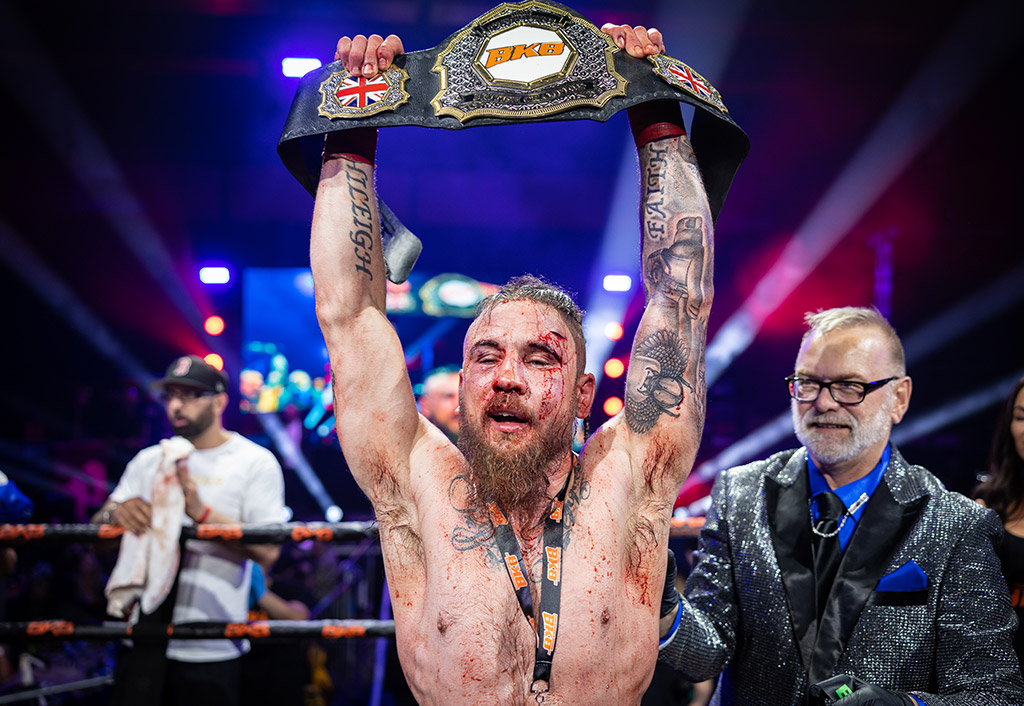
[159,389,215,404]
[785,376,898,405]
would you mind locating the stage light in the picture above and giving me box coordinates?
[258,413,338,516]
[604,358,625,378]
[604,321,624,341]
[282,57,322,78]
[204,353,224,370]
[603,396,623,416]
[603,274,632,292]
[204,315,225,336]
[281,506,294,522]
[704,0,1018,387]
[325,505,344,522]
[199,266,230,284]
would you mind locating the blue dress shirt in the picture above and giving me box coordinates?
[808,444,891,553]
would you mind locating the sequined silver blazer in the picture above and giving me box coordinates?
[660,446,1023,705]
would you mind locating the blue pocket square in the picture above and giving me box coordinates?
[876,560,928,591]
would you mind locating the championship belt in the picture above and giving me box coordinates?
[279,0,749,282]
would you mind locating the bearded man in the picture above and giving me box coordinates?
[417,366,461,443]
[93,355,285,706]
[312,23,712,706]
[657,307,1023,705]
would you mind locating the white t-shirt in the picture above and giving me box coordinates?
[110,432,285,662]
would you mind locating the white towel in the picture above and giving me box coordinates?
[105,437,192,618]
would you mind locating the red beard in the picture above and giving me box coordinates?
[457,393,574,524]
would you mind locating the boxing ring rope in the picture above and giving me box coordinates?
[0,517,700,545]
[0,521,379,544]
[0,518,703,702]
[0,619,396,642]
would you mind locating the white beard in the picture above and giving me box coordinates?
[792,394,893,466]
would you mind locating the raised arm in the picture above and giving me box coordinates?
[604,26,713,498]
[310,34,420,505]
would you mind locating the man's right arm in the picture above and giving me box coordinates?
[658,473,738,682]
[310,34,420,503]
[91,451,153,534]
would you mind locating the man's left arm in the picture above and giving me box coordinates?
[825,507,1024,706]
[178,455,284,568]
[912,508,1023,706]
[604,26,712,499]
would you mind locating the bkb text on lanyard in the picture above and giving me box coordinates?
[488,460,576,702]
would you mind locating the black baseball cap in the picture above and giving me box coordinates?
[151,355,228,394]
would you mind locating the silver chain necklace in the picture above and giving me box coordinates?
[809,492,870,538]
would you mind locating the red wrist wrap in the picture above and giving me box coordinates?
[323,128,378,166]
[628,100,686,149]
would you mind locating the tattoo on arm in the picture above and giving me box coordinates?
[626,330,692,434]
[344,162,375,279]
[628,136,710,434]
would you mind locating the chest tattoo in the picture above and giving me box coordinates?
[447,470,591,567]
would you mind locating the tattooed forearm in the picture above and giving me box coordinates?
[627,134,712,435]
[640,139,707,316]
[344,162,375,279]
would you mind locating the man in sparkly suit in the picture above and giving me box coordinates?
[658,307,1023,705]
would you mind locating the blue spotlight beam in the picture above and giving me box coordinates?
[901,264,1024,363]
[0,5,208,337]
[695,269,1024,481]
[584,0,752,385]
[2,216,330,516]
[892,370,1024,447]
[257,413,336,515]
[0,219,155,389]
[704,0,1023,387]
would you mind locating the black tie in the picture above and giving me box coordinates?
[812,491,846,625]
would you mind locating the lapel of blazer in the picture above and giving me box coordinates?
[765,449,816,672]
[808,446,930,684]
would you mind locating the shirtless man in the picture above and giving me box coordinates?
[311,24,712,705]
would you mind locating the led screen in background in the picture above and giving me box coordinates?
[240,268,496,419]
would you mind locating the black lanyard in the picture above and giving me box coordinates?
[489,462,574,697]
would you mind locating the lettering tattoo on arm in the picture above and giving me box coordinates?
[344,162,375,279]
[627,137,711,434]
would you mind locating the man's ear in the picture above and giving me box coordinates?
[890,376,912,424]
[213,392,229,415]
[576,373,596,418]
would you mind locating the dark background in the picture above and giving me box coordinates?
[2,0,1022,522]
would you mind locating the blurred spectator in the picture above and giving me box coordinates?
[417,365,460,443]
[974,374,1024,667]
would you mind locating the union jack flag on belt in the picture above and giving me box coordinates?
[668,63,712,100]
[334,75,390,108]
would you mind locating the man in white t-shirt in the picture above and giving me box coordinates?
[94,355,285,706]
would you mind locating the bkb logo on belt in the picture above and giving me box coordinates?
[431,0,626,122]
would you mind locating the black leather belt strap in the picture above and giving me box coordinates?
[278,0,749,226]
